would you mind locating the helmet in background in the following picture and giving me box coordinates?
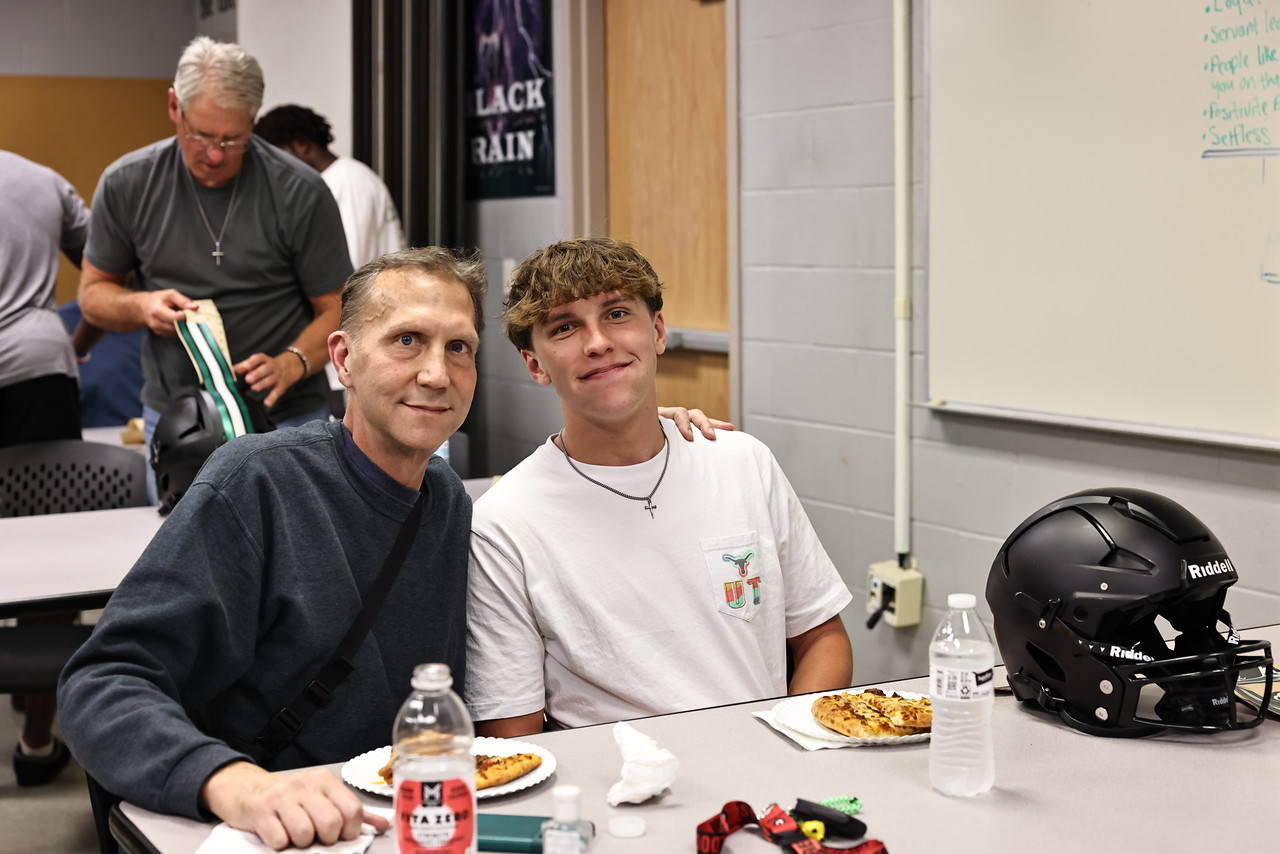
[986,487,1272,737]
[150,389,229,516]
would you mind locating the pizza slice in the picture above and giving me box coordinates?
[860,689,932,730]
[810,689,932,738]
[475,752,543,790]
[377,747,543,790]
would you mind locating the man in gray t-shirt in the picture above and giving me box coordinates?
[79,37,351,458]
[0,149,99,788]
[0,150,91,430]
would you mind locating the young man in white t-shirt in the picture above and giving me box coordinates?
[465,238,854,736]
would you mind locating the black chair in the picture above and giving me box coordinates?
[0,438,148,517]
[0,440,147,854]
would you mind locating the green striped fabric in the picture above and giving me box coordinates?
[176,319,256,441]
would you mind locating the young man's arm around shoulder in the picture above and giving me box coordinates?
[787,615,854,695]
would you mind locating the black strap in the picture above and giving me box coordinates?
[240,486,427,766]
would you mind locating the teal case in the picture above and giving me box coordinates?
[477,813,548,853]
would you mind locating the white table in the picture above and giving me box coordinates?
[0,505,163,619]
[112,625,1278,854]
[82,425,146,452]
[0,474,492,622]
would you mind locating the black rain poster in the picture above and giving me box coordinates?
[467,0,556,199]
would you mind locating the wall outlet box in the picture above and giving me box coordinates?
[867,560,923,628]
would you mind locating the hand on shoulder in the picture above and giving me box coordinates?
[659,406,735,441]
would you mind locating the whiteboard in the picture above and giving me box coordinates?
[929,0,1280,447]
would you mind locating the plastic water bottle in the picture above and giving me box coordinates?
[393,663,476,854]
[928,593,995,796]
[541,785,594,852]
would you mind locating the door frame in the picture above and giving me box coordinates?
[557,0,741,425]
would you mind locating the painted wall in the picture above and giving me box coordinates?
[737,0,1280,685]
[0,0,194,77]
[237,0,353,157]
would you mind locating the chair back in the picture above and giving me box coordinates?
[0,440,148,517]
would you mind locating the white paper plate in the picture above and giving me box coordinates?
[341,737,556,799]
[771,689,932,746]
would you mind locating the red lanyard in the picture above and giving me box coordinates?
[697,801,889,854]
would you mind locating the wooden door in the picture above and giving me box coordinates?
[0,76,174,303]
[604,0,731,421]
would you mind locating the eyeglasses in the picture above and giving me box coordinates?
[180,110,251,153]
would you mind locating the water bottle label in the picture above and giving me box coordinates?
[395,777,475,853]
[931,665,995,701]
[544,827,586,853]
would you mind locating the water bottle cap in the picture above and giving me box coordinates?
[552,784,581,821]
[410,662,453,690]
[948,593,977,609]
[608,816,646,838]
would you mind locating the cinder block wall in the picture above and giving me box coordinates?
[739,0,1280,685]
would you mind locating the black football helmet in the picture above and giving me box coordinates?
[986,488,1272,737]
[150,388,274,515]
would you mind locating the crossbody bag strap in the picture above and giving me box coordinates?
[241,485,427,766]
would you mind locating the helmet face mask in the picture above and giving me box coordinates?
[987,488,1273,737]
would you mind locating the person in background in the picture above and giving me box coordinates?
[77,37,352,502]
[254,104,406,269]
[58,298,144,428]
[0,148,98,785]
[465,238,854,737]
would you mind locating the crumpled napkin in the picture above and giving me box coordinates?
[752,709,850,750]
[194,807,393,854]
[606,721,680,806]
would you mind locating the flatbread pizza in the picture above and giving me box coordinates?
[377,746,543,790]
[811,687,932,738]
[475,752,544,789]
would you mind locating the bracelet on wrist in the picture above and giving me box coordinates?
[285,345,310,378]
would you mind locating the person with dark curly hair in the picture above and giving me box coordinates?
[255,104,405,268]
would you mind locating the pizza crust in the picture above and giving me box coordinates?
[811,688,932,738]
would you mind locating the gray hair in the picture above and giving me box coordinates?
[341,248,488,346]
[173,36,264,114]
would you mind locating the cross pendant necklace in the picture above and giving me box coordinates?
[185,165,240,267]
[557,427,669,519]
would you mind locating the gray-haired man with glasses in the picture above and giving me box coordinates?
[77,37,351,501]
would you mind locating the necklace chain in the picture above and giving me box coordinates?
[557,428,669,519]
[185,165,241,266]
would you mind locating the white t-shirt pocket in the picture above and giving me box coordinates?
[702,531,763,623]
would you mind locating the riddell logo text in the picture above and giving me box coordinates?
[1186,558,1235,580]
[1109,646,1154,662]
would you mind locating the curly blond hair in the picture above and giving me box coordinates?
[502,238,664,350]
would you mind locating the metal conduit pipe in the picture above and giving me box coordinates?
[893,0,914,567]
